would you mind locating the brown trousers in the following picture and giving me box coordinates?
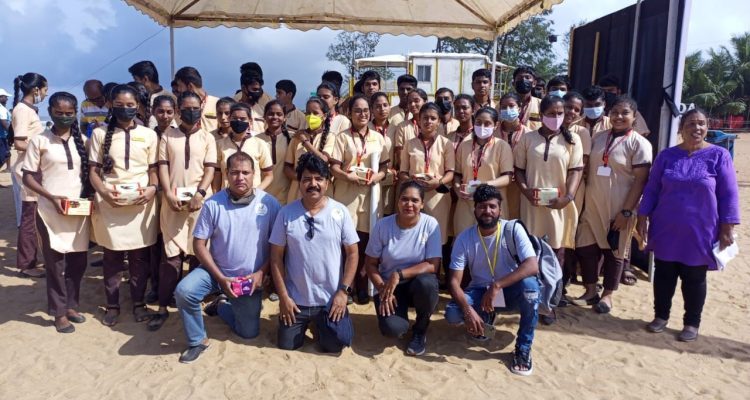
[576,244,624,291]
[158,253,199,307]
[17,201,39,270]
[355,231,370,296]
[103,247,150,308]
[36,214,87,317]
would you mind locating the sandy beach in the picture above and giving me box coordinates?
[0,139,748,400]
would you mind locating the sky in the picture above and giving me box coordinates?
[1,0,747,118]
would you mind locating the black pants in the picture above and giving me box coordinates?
[577,244,624,291]
[373,274,439,337]
[653,259,708,328]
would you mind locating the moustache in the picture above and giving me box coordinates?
[306,187,321,193]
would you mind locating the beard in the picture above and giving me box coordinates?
[477,215,499,229]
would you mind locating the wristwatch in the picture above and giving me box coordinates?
[196,188,207,198]
[397,269,405,280]
[338,284,353,295]
[621,209,633,218]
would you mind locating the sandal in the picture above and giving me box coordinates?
[510,348,533,376]
[55,322,75,334]
[594,301,611,314]
[620,270,638,286]
[147,312,169,331]
[102,307,120,327]
[67,312,86,324]
[133,304,153,323]
[20,267,46,278]
[570,294,600,307]
[646,318,668,333]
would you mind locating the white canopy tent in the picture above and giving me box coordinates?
[123,0,564,99]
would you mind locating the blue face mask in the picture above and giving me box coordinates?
[549,90,567,98]
[500,107,520,121]
[583,106,604,119]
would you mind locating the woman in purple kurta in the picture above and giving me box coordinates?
[637,109,739,342]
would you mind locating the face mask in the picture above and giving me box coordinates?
[604,92,617,109]
[542,115,564,131]
[515,79,533,95]
[33,93,43,104]
[230,119,249,134]
[499,107,520,121]
[531,88,544,98]
[306,114,323,131]
[112,106,138,122]
[51,115,76,129]
[473,125,494,140]
[549,90,567,98]
[246,90,263,103]
[437,99,453,114]
[583,106,604,119]
[180,108,202,125]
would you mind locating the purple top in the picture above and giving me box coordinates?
[638,145,740,269]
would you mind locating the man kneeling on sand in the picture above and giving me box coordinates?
[174,152,280,363]
[445,185,540,376]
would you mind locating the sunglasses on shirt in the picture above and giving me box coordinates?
[304,216,315,240]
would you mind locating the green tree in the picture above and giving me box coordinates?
[682,42,748,117]
[326,32,382,83]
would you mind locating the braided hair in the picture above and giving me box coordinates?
[306,97,331,152]
[128,81,151,125]
[540,95,575,145]
[49,92,93,197]
[101,84,138,174]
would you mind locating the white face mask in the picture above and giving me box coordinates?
[33,93,43,104]
[474,125,494,139]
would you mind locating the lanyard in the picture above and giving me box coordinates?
[501,124,523,148]
[471,138,491,180]
[602,130,631,166]
[478,223,501,277]
[232,136,248,152]
[519,101,530,123]
[411,119,420,138]
[452,129,469,153]
[419,134,435,174]
[353,129,367,166]
[373,121,388,137]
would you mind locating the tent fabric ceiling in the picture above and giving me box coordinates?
[123,0,563,40]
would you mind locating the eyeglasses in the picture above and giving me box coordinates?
[304,215,315,240]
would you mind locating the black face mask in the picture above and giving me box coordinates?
[51,115,76,129]
[515,79,533,95]
[112,106,138,122]
[531,88,544,98]
[246,90,263,103]
[180,108,202,125]
[604,92,618,110]
[437,99,453,114]
[230,120,250,134]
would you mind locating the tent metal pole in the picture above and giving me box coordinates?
[627,0,643,94]
[170,23,175,79]
[489,33,499,101]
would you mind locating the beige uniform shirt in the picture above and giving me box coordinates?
[519,96,542,131]
[285,107,306,136]
[394,119,419,149]
[216,135,273,190]
[330,128,388,232]
[400,135,455,244]
[453,137,514,235]
[569,124,592,213]
[12,102,45,201]
[257,131,291,205]
[147,88,176,128]
[200,94,220,133]
[514,130,584,249]
[473,97,496,112]
[576,130,652,258]
[577,116,612,137]
[444,128,472,236]
[496,124,532,220]
[22,130,90,253]
[158,126,218,257]
[284,132,336,203]
[389,105,409,126]
[89,125,159,250]
[330,114,352,136]
[369,121,398,215]
[633,111,650,137]
[437,118,460,138]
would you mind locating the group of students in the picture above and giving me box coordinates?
[7,59,738,376]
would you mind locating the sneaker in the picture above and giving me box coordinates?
[510,348,533,376]
[178,343,209,364]
[678,326,699,342]
[268,293,280,302]
[646,318,668,333]
[204,294,227,317]
[406,332,427,356]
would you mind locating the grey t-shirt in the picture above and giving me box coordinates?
[365,213,442,281]
[450,220,536,288]
[269,197,359,307]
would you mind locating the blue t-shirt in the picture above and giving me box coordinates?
[269,198,359,307]
[193,189,280,277]
[365,213,442,281]
[450,220,536,288]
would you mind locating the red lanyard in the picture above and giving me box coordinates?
[453,131,468,153]
[373,121,388,136]
[353,129,367,166]
[419,134,435,174]
[411,119,420,138]
[602,130,631,166]
[471,138,491,180]
[500,124,524,148]
[519,101,530,124]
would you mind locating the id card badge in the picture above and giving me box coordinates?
[597,166,612,177]
[492,288,506,308]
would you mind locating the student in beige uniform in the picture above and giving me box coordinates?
[399,102,455,245]
[578,86,612,135]
[316,81,351,135]
[88,85,160,327]
[453,107,514,235]
[11,72,48,278]
[393,89,428,171]
[284,97,336,203]
[389,74,417,126]
[369,92,399,216]
[22,92,91,333]
[496,93,532,220]
[213,103,274,193]
[435,87,460,137]
[128,60,176,128]
[237,71,268,132]
[275,79,306,135]
[257,101,292,204]
[235,62,273,111]
[514,95,584,267]
[511,66,543,130]
[173,66,219,133]
[561,91,592,287]
[148,91,218,330]
[573,96,652,314]
[211,97,237,142]
[471,69,496,112]
[330,95,389,304]
[598,74,651,136]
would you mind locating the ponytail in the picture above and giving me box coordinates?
[71,119,93,197]
[560,124,575,145]
[102,115,116,174]
[13,76,22,108]
[318,115,331,152]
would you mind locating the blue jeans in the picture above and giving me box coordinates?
[445,276,540,353]
[277,305,352,353]
[175,267,262,347]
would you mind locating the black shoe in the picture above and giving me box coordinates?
[145,290,159,305]
[55,323,75,334]
[179,343,209,364]
[204,294,227,317]
[67,313,86,324]
[540,311,557,325]
[510,348,533,376]
[356,291,370,305]
[406,332,427,356]
[90,259,104,267]
[147,312,168,331]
